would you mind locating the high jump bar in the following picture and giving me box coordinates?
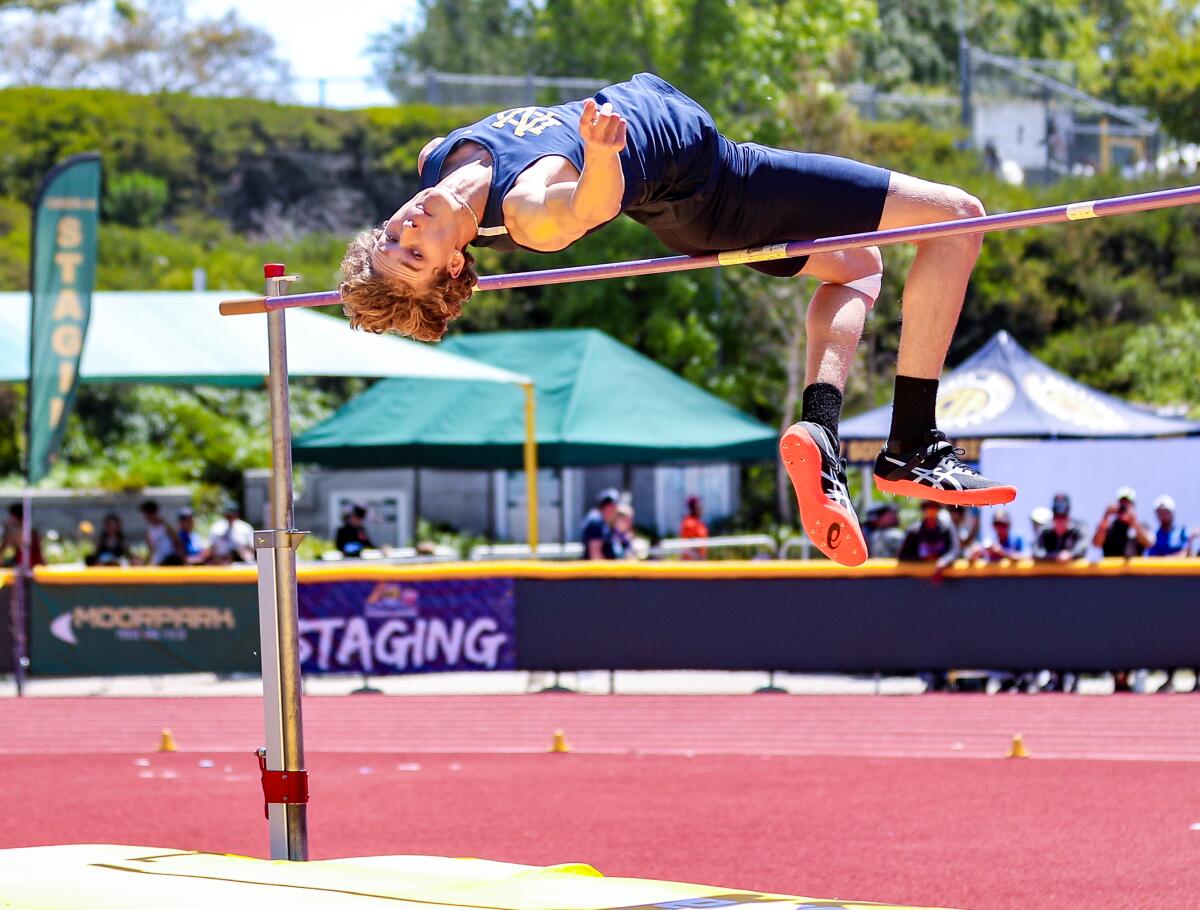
[220,183,1200,314]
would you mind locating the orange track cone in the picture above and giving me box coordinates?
[158,728,178,752]
[1007,733,1029,758]
[549,729,570,754]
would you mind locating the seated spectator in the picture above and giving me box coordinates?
[970,507,1026,562]
[207,499,256,564]
[1029,505,1053,543]
[1146,494,1192,557]
[1140,495,1196,685]
[580,489,618,560]
[0,503,44,568]
[899,501,959,569]
[948,505,979,552]
[606,503,637,560]
[1034,499,1087,562]
[336,504,375,558]
[140,500,183,566]
[176,508,207,565]
[679,495,708,560]
[1093,486,1151,557]
[85,513,130,566]
[864,504,904,558]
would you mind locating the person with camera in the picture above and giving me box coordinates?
[1093,486,1152,558]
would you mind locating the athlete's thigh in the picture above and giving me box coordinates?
[723,144,892,278]
[734,145,892,239]
[877,171,984,230]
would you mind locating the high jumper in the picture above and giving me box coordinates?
[354,71,1002,568]
[223,73,1200,567]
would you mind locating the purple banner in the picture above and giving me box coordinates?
[297,578,515,675]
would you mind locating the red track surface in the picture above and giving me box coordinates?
[4,694,1200,760]
[1,695,1198,909]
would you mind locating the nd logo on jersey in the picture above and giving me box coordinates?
[490,107,563,138]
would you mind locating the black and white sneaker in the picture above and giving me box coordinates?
[780,422,867,567]
[874,429,1017,506]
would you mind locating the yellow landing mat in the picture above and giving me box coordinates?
[0,845,959,910]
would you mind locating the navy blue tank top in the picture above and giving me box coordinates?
[418,73,720,251]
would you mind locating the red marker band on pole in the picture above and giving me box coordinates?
[219,183,1200,314]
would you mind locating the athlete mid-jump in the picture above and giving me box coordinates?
[340,73,1016,567]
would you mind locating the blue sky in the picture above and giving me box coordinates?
[188,0,418,107]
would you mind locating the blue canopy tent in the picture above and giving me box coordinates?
[841,330,1200,464]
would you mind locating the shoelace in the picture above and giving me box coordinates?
[925,431,980,476]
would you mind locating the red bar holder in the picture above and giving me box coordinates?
[256,748,309,820]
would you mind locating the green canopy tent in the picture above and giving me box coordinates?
[0,291,544,545]
[294,328,776,469]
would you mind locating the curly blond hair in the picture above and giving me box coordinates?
[339,226,477,342]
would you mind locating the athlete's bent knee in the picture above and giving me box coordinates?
[955,191,986,220]
[840,246,882,308]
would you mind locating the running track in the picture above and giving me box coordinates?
[1,695,1198,910]
[2,694,1199,761]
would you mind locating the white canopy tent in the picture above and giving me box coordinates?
[0,292,526,386]
[0,291,540,545]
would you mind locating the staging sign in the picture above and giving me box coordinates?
[298,578,516,675]
[28,153,101,483]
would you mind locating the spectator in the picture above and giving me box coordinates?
[176,508,207,565]
[0,503,44,568]
[1029,505,1053,543]
[899,501,959,569]
[679,495,708,560]
[606,503,637,560]
[139,500,183,566]
[1146,494,1192,557]
[580,489,618,560]
[899,503,958,694]
[948,505,979,551]
[1093,486,1152,557]
[208,499,255,564]
[1034,499,1087,562]
[970,507,1026,562]
[864,504,904,558]
[1089,491,1143,688]
[336,504,376,558]
[85,513,129,566]
[1137,493,1196,694]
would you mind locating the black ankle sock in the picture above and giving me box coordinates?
[888,375,939,452]
[801,382,843,439]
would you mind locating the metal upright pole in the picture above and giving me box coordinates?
[521,382,539,554]
[254,262,309,861]
[958,0,974,146]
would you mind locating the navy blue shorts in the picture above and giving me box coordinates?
[650,138,893,277]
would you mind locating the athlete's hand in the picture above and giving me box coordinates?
[579,99,627,154]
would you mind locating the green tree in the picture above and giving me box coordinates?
[1116,302,1200,412]
[0,0,290,98]
[852,0,1105,91]
[372,0,875,130]
[1126,25,1200,141]
[369,0,536,101]
[103,171,168,227]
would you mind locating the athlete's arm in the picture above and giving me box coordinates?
[505,99,627,251]
[571,99,627,222]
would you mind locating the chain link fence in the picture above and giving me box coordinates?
[846,46,1161,185]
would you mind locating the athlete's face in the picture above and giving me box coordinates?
[371,188,466,289]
